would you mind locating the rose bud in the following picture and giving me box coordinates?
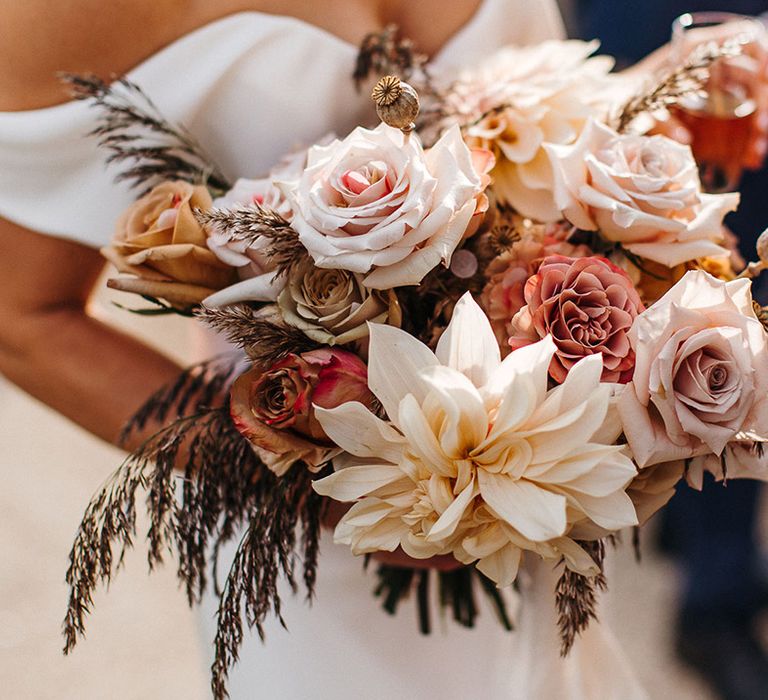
[230,348,375,475]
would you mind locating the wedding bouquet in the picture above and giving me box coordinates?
[62,32,768,697]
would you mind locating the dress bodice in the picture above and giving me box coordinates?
[0,0,563,245]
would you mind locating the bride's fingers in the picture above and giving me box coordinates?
[322,501,463,570]
[372,549,464,572]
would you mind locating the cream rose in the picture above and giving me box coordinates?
[282,124,486,289]
[618,270,768,467]
[546,119,740,267]
[277,258,401,345]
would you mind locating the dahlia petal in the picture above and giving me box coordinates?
[436,292,501,387]
[478,472,567,541]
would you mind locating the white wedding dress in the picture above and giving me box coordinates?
[0,2,647,698]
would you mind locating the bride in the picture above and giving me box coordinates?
[0,1,687,697]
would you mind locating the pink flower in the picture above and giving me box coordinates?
[204,145,311,306]
[480,227,591,351]
[618,270,768,468]
[546,119,739,267]
[508,255,644,383]
[230,348,374,475]
[283,124,488,289]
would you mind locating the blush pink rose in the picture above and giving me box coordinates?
[618,270,768,468]
[204,147,310,307]
[508,255,644,383]
[546,119,740,268]
[282,124,489,289]
[230,348,374,475]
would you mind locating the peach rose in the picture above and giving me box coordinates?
[230,348,375,475]
[618,270,768,467]
[508,255,644,383]
[102,181,235,309]
[546,119,740,268]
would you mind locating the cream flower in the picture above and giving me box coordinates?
[277,258,401,345]
[618,270,768,468]
[313,294,638,585]
[546,119,740,267]
[282,123,485,289]
[446,40,616,221]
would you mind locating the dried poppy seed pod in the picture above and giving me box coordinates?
[757,228,768,263]
[372,75,420,134]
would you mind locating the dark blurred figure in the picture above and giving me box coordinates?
[576,3,768,699]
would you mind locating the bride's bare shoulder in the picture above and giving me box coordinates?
[0,0,191,110]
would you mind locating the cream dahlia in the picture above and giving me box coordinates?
[313,294,638,585]
[444,40,616,221]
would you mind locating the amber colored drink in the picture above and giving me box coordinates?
[671,88,757,191]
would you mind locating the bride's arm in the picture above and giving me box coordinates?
[0,221,183,447]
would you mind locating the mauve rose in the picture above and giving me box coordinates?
[480,227,592,351]
[281,123,489,289]
[508,255,644,383]
[618,270,768,468]
[627,461,685,525]
[231,348,375,475]
[687,441,768,489]
[546,119,739,268]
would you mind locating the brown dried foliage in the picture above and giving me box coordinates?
[62,357,325,699]
[61,73,231,196]
[555,540,607,656]
[196,306,321,367]
[614,41,741,133]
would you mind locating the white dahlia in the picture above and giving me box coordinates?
[313,294,638,585]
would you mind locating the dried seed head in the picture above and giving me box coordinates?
[372,75,420,133]
[371,75,402,106]
[757,228,768,263]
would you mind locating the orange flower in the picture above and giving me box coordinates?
[102,181,236,309]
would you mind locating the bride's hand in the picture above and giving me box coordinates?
[323,500,464,572]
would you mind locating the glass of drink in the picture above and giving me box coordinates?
[670,12,767,192]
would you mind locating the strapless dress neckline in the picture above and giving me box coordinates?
[0,0,565,248]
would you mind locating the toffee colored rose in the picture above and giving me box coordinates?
[546,119,739,267]
[618,270,768,467]
[282,123,489,289]
[231,348,375,475]
[480,228,592,352]
[508,255,644,383]
[102,181,235,308]
[277,258,401,345]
